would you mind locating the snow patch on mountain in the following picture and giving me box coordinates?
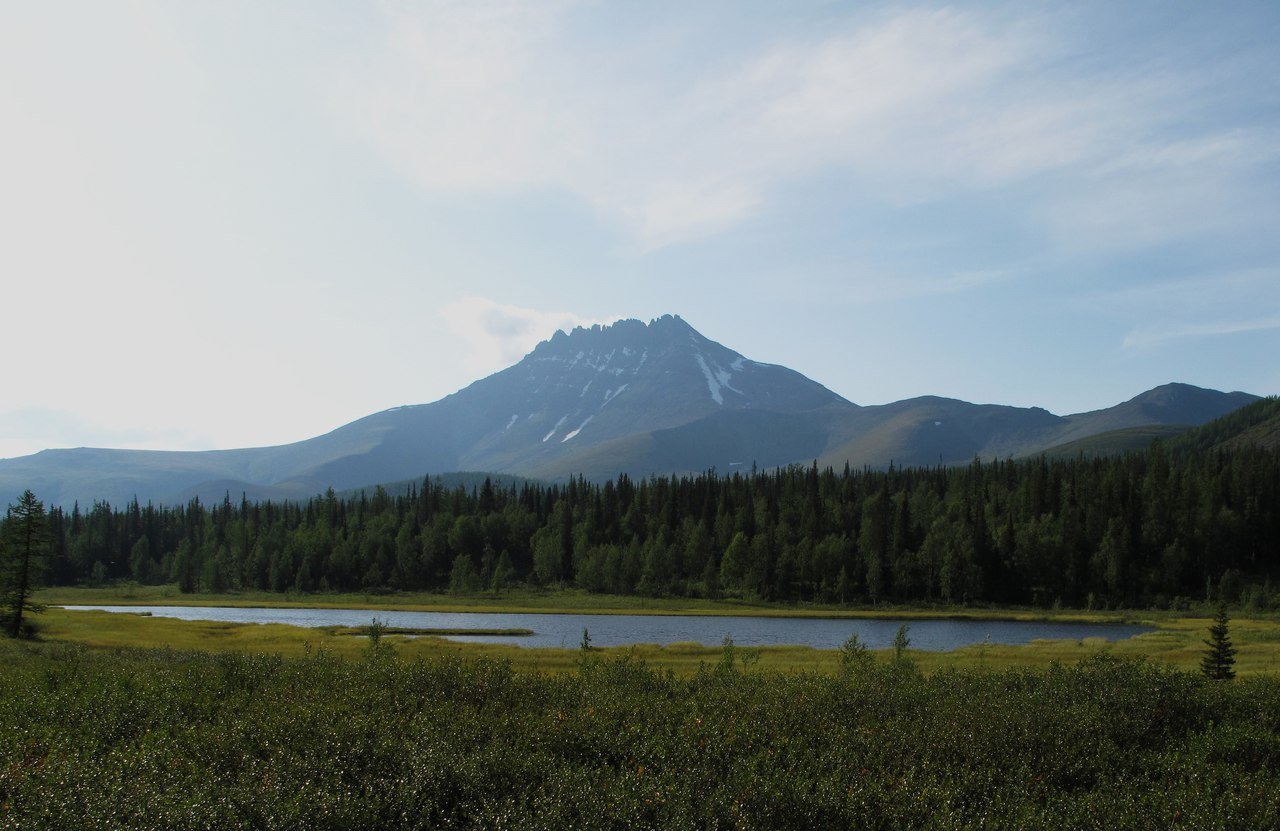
[693,352,744,406]
[542,414,569,442]
[600,384,629,410]
[561,416,593,442]
[695,354,725,405]
[715,366,741,396]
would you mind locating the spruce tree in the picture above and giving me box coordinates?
[1,490,49,638]
[1200,605,1237,680]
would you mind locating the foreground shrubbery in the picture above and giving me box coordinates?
[2,640,1279,829]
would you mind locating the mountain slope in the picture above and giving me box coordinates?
[0,317,1263,506]
[816,397,1065,469]
[1038,425,1192,460]
[1168,396,1280,454]
[0,316,854,505]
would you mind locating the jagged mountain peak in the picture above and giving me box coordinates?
[533,314,702,355]
[489,315,848,457]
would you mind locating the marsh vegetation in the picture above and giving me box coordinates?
[2,636,1278,829]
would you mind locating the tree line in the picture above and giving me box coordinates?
[26,439,1280,610]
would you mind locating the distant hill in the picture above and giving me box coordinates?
[1037,383,1261,451]
[1168,396,1280,454]
[1038,425,1191,460]
[1036,395,1280,460]
[0,315,1263,506]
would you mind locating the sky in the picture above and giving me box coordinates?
[2,0,1278,459]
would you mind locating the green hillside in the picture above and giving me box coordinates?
[1037,424,1191,459]
[1169,396,1280,454]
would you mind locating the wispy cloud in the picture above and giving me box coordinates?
[333,5,1031,245]
[440,297,621,375]
[331,3,1278,250]
[1090,269,1280,350]
[837,267,1019,304]
[1123,316,1280,350]
[1095,268,1280,312]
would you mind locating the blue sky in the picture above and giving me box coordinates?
[1,1,1277,458]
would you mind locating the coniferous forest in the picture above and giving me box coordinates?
[38,438,1280,610]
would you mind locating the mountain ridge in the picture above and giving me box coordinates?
[0,316,1261,506]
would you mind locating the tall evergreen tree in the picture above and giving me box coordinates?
[1200,605,1237,680]
[1,490,50,637]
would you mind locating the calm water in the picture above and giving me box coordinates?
[62,605,1151,650]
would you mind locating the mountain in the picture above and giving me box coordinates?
[0,316,1262,506]
[803,381,1260,471]
[1167,396,1280,454]
[1036,383,1261,450]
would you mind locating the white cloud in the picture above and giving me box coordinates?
[334,4,1030,245]
[627,180,762,251]
[440,297,621,375]
[331,3,1278,250]
[334,1,583,192]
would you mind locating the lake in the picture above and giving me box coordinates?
[62,605,1152,650]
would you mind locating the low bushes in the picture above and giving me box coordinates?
[1,640,1277,829]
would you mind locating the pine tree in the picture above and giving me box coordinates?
[1,490,50,638]
[1200,605,1237,680]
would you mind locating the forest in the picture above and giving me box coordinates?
[33,433,1280,611]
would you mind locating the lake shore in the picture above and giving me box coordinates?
[28,586,1280,677]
